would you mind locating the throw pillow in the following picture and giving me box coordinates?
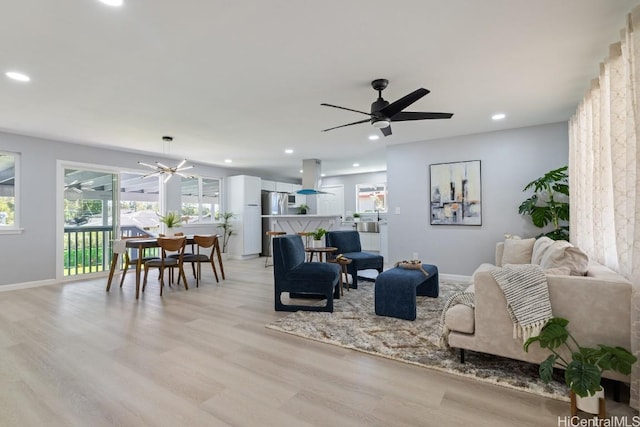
[531,236,555,265]
[539,240,589,276]
[501,237,535,265]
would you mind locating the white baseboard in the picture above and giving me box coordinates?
[440,273,472,284]
[0,279,59,292]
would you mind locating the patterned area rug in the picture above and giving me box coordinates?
[266,280,569,401]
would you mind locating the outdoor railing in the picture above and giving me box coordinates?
[63,225,154,276]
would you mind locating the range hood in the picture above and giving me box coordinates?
[297,159,329,195]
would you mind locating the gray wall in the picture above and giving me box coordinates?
[387,122,569,276]
[0,131,246,286]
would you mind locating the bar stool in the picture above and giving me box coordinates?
[265,231,286,267]
[297,232,313,248]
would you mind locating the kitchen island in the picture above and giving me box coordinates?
[262,214,342,234]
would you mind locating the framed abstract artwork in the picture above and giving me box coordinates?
[429,160,481,225]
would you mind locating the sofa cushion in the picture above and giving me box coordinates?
[543,266,572,275]
[501,237,535,265]
[586,261,628,281]
[539,240,589,276]
[444,304,475,334]
[531,236,555,265]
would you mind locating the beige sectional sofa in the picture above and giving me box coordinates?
[443,237,632,383]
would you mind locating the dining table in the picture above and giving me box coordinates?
[106,235,225,299]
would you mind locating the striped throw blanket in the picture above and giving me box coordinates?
[490,264,552,342]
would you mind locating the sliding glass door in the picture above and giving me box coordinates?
[63,168,117,276]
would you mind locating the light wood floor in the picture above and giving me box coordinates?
[0,258,636,427]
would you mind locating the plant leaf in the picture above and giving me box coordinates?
[596,345,638,375]
[528,318,569,349]
[539,354,557,383]
[565,360,602,398]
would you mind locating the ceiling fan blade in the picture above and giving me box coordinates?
[379,88,430,118]
[381,125,392,137]
[322,118,371,132]
[321,103,373,117]
[391,111,454,121]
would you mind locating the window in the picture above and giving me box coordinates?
[356,183,387,213]
[119,171,161,235]
[181,176,221,224]
[0,152,19,230]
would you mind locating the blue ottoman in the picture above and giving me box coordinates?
[374,264,439,321]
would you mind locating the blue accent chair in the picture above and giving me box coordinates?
[325,230,384,289]
[273,234,341,312]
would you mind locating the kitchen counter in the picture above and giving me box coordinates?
[262,214,341,218]
[262,214,341,235]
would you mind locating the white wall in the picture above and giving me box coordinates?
[322,171,387,215]
[387,122,569,276]
[0,130,246,286]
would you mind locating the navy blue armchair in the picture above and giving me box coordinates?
[273,234,341,312]
[325,230,384,289]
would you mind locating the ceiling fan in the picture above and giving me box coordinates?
[321,79,453,137]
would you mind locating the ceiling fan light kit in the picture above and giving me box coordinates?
[321,78,453,136]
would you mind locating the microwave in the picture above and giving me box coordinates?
[287,194,296,205]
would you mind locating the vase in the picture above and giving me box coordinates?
[571,389,605,416]
[312,239,324,248]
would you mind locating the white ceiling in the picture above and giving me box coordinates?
[0,1,637,179]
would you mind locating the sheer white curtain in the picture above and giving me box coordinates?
[569,6,640,409]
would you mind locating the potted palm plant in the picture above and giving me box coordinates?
[159,211,182,236]
[215,212,234,254]
[524,317,636,414]
[298,204,309,215]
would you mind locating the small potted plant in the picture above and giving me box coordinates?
[524,317,636,414]
[310,227,327,248]
[215,212,235,254]
[298,204,309,215]
[159,211,182,236]
[353,213,361,222]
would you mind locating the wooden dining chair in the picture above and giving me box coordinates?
[118,235,158,288]
[142,236,188,296]
[182,235,219,286]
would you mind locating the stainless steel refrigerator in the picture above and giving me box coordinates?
[261,191,288,255]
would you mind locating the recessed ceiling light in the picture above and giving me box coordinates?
[284,149,293,154]
[5,71,30,82]
[299,169,304,173]
[224,159,232,164]
[352,163,360,167]
[321,173,326,177]
[368,135,379,141]
[492,113,506,121]
[98,0,124,6]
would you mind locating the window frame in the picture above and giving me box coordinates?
[0,150,22,234]
[180,175,222,224]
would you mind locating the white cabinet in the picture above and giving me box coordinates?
[226,175,262,259]
[275,182,294,193]
[359,232,381,252]
[261,179,276,191]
